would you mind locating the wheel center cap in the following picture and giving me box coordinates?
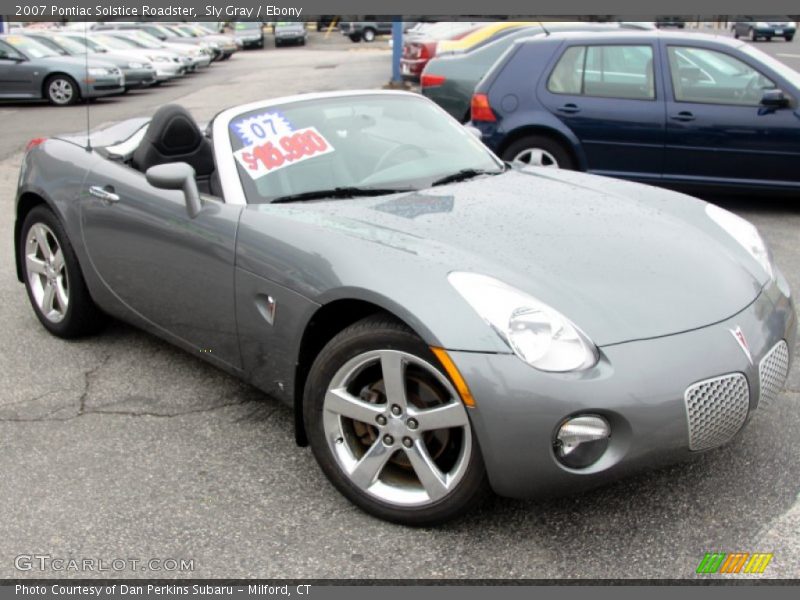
[385,418,406,438]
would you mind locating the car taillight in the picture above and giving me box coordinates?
[470,94,496,122]
[25,138,47,152]
[421,74,446,88]
[420,42,434,59]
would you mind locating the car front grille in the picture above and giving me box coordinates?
[758,340,789,409]
[684,373,750,451]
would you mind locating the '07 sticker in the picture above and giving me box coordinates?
[234,127,334,179]
[231,111,293,146]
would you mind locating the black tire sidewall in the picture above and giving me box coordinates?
[501,134,576,170]
[20,206,102,338]
[303,317,488,525]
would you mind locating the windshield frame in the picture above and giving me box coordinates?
[212,90,503,206]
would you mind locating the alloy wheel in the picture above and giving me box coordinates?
[25,223,69,323]
[513,147,560,168]
[322,349,472,506]
[49,79,74,105]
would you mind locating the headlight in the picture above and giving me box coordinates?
[449,272,599,372]
[149,55,168,62]
[87,67,112,76]
[756,21,769,28]
[128,61,144,69]
[706,204,774,279]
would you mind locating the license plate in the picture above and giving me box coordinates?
[775,29,783,34]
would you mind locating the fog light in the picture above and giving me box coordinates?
[554,415,610,469]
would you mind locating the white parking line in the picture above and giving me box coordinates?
[776,53,800,58]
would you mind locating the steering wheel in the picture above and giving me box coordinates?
[373,144,428,174]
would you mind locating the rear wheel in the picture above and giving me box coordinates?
[349,34,362,42]
[786,35,794,41]
[501,134,575,170]
[304,316,488,525]
[20,206,104,338]
[750,28,759,41]
[45,74,80,106]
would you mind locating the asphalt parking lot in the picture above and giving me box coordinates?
[0,28,799,580]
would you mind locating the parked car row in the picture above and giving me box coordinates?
[410,21,800,194]
[0,25,233,106]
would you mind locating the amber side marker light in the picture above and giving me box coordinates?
[430,347,476,408]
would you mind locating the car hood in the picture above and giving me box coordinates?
[268,169,767,347]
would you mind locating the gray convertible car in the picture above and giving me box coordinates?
[14,91,796,525]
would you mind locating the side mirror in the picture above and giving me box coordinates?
[145,162,202,218]
[761,89,789,108]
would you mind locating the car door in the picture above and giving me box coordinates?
[0,41,38,97]
[81,160,244,369]
[661,42,800,188]
[537,41,665,180]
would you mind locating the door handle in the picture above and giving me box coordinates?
[557,103,581,114]
[670,111,696,122]
[88,185,120,203]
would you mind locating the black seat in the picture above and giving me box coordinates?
[133,104,217,195]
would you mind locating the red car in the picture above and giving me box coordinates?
[400,22,480,81]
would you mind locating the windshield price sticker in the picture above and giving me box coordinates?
[231,111,293,147]
[234,127,334,179]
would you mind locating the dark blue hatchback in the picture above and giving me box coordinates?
[471,31,800,193]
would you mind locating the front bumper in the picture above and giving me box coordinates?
[153,62,183,81]
[82,74,125,97]
[755,26,796,36]
[122,67,157,88]
[453,275,796,498]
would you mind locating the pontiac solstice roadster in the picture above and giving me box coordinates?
[14,91,796,524]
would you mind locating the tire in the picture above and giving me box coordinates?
[303,315,488,525]
[349,34,362,42]
[44,74,80,106]
[734,28,740,39]
[20,206,104,338]
[750,28,759,41]
[786,35,795,42]
[362,28,376,42]
[501,134,576,170]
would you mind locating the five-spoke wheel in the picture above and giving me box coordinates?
[304,316,487,525]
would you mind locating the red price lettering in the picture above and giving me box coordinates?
[252,141,285,170]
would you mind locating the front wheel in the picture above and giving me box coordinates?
[304,316,488,525]
[501,134,575,170]
[786,35,794,41]
[362,28,376,42]
[45,74,80,106]
[20,206,104,338]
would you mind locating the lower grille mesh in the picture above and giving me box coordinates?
[684,374,749,451]
[758,340,789,410]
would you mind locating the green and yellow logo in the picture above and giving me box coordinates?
[696,552,773,574]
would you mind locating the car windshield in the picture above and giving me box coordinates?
[120,31,164,48]
[5,35,59,58]
[45,34,88,55]
[741,44,800,89]
[91,34,139,50]
[234,22,261,31]
[226,94,503,204]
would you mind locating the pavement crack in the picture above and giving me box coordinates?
[78,353,113,416]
